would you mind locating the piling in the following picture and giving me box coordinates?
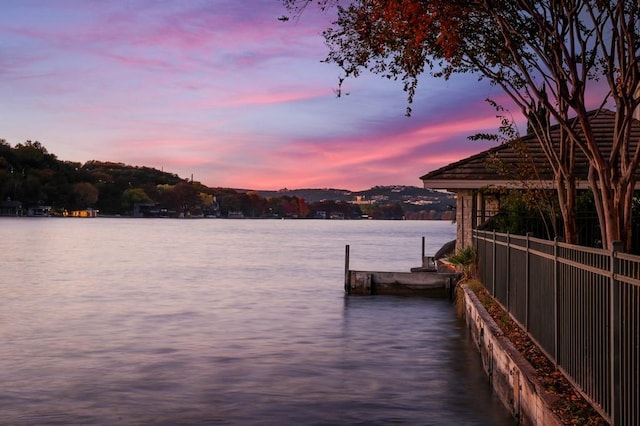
[344,244,350,292]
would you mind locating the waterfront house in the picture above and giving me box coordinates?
[420,109,640,249]
[27,205,52,217]
[63,208,98,218]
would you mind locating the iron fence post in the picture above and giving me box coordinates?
[473,230,478,282]
[525,232,531,331]
[553,237,558,365]
[610,241,622,425]
[506,231,510,310]
[492,230,496,297]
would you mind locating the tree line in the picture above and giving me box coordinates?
[0,140,421,219]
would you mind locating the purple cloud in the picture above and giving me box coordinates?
[0,0,522,190]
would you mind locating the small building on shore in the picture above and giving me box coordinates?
[63,208,98,218]
[27,205,52,217]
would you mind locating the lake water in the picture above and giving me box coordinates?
[1,218,513,425]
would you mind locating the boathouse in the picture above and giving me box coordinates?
[420,109,640,250]
[27,205,52,217]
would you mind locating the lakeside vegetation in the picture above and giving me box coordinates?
[0,140,455,219]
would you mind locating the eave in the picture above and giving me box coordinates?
[421,179,593,192]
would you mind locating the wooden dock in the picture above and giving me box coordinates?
[343,241,459,297]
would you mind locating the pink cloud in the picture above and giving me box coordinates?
[0,1,542,191]
[187,86,331,109]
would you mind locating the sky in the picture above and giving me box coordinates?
[0,0,517,190]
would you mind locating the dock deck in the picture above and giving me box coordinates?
[343,242,459,297]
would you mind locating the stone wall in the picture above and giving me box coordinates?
[461,284,563,425]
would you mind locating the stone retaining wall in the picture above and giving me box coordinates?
[461,284,563,425]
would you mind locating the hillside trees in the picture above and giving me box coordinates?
[284,0,640,250]
[73,182,99,208]
[122,188,153,212]
[1,140,450,219]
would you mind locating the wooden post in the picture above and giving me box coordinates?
[344,245,350,293]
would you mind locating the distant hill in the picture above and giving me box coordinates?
[0,140,454,219]
[253,185,455,213]
[251,188,352,203]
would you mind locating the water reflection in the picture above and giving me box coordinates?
[340,296,512,425]
[0,219,511,424]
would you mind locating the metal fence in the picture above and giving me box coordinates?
[478,212,640,254]
[473,230,640,426]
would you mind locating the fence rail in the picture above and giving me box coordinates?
[473,230,640,426]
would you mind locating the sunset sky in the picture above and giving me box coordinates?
[1,0,522,190]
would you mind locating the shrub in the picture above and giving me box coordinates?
[447,246,477,279]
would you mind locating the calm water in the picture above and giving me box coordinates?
[1,218,512,425]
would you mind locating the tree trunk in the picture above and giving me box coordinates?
[555,172,578,245]
[592,167,634,252]
[621,181,635,252]
[588,165,607,249]
[612,178,635,252]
